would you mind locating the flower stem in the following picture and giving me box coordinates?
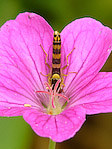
[48,139,56,149]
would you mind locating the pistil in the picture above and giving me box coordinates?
[36,80,69,115]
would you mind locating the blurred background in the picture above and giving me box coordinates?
[0,0,112,148]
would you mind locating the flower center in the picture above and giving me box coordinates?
[36,80,69,115]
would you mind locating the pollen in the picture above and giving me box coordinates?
[24,104,31,107]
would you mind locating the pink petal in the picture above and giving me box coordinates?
[0,12,53,114]
[69,72,112,114]
[61,18,112,96]
[82,100,112,114]
[23,106,86,142]
[0,106,30,116]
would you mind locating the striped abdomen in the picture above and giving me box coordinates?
[51,31,61,90]
[52,31,61,75]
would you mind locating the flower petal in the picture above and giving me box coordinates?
[82,100,112,115]
[61,18,112,96]
[23,106,86,142]
[69,72,112,114]
[0,106,30,116]
[0,12,53,111]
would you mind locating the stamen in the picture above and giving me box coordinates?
[51,95,55,108]
[36,80,69,109]
[36,90,51,95]
[44,82,52,92]
[55,93,69,102]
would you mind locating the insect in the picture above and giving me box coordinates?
[40,31,75,93]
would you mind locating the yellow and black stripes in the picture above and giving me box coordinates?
[51,31,62,90]
[52,31,61,76]
[40,30,75,93]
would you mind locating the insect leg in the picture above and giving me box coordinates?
[60,48,77,88]
[62,71,77,76]
[61,47,75,70]
[40,72,49,77]
[40,44,51,69]
[40,44,52,77]
[59,71,77,92]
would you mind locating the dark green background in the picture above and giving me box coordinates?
[0,0,112,148]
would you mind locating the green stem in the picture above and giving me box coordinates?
[48,139,56,149]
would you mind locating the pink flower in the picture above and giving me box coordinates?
[0,12,112,142]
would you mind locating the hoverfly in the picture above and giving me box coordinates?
[40,31,76,93]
